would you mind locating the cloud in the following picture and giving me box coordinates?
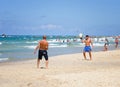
[40,24,62,29]
[40,15,46,18]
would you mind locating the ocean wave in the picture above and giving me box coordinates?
[48,40,60,43]
[93,43,104,46]
[23,44,68,49]
[50,44,67,48]
[26,41,38,44]
[0,58,9,62]
[49,43,58,46]
[23,42,105,49]
[24,46,36,49]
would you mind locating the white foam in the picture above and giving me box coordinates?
[49,43,58,46]
[49,45,67,48]
[0,42,2,45]
[48,40,60,43]
[24,46,36,49]
[0,58,9,62]
[26,41,38,43]
[24,44,68,49]
[93,43,104,46]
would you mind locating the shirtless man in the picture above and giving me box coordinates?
[81,35,93,60]
[34,35,49,69]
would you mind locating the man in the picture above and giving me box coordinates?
[34,35,49,69]
[81,35,93,60]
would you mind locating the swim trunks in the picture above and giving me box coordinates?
[105,41,109,46]
[115,42,118,44]
[84,46,92,52]
[38,50,48,60]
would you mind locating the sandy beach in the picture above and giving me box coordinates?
[0,49,120,87]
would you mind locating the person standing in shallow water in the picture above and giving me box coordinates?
[34,35,49,69]
[104,38,109,51]
[115,37,119,48]
[81,35,93,60]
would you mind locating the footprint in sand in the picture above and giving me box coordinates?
[27,83,32,87]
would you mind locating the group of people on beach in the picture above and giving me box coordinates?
[34,35,119,69]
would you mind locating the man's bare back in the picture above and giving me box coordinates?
[39,40,48,50]
[34,35,49,68]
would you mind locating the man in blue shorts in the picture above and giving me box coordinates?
[81,35,93,60]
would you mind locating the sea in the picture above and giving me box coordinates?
[0,35,119,62]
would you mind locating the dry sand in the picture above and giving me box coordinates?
[0,50,120,87]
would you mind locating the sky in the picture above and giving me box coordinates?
[0,0,120,36]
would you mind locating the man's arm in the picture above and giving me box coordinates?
[90,40,93,47]
[45,42,48,50]
[34,43,40,54]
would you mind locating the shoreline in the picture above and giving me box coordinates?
[1,48,119,64]
[0,45,118,63]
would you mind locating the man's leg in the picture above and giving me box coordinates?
[83,52,86,60]
[37,59,40,68]
[104,45,107,51]
[116,43,118,48]
[106,46,108,51]
[45,60,49,69]
[44,51,49,69]
[89,51,92,60]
